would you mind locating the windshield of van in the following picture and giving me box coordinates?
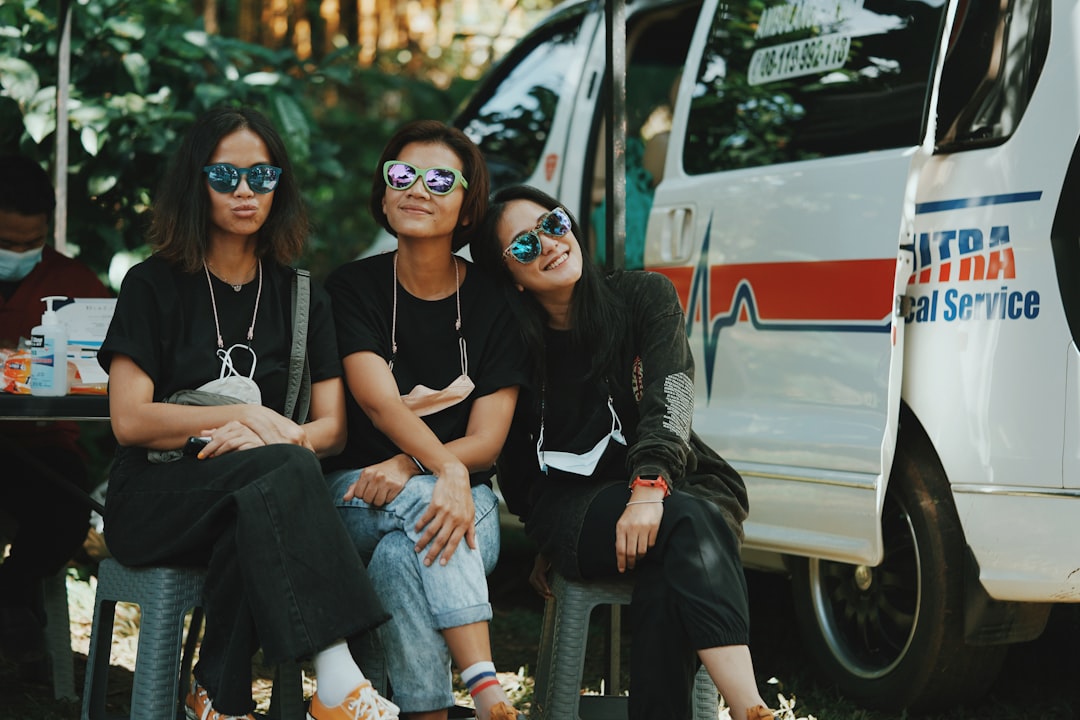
[457,11,587,190]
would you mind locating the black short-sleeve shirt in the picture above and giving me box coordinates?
[99,255,341,415]
[323,252,528,482]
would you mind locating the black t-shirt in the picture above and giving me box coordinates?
[99,255,341,415]
[539,327,628,482]
[322,252,528,482]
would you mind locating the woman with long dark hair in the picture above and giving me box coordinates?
[100,106,396,720]
[473,184,777,720]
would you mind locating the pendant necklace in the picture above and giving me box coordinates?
[208,261,257,292]
[204,259,263,349]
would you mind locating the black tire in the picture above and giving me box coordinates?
[789,425,1007,711]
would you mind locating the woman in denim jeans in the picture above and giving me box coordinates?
[322,120,527,720]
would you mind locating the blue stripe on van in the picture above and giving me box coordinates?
[915,191,1042,215]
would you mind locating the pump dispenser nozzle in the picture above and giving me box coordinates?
[40,295,66,325]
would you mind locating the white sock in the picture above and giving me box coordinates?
[461,661,505,718]
[313,639,367,707]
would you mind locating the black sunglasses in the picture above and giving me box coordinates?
[202,163,282,194]
[502,207,572,264]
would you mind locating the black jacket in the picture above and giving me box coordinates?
[495,270,749,578]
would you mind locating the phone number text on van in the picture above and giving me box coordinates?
[748,34,851,86]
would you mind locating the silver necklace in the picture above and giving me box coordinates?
[207,261,257,292]
[204,259,263,349]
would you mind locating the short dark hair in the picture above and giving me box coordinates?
[369,120,489,252]
[0,155,56,217]
[150,106,308,272]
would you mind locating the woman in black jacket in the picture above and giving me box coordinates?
[473,185,776,720]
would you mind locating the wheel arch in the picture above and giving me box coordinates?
[893,400,1052,646]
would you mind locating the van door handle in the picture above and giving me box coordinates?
[663,206,694,264]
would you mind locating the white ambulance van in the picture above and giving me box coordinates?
[452,0,1074,711]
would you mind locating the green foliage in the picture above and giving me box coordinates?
[0,0,469,285]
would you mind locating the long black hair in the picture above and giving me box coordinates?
[473,184,629,387]
[150,106,308,272]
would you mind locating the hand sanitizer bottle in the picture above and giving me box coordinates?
[30,295,69,397]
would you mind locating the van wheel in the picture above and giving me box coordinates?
[789,436,1007,711]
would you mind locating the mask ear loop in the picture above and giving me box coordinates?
[453,256,468,380]
[217,343,258,380]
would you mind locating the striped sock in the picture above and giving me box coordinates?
[461,661,501,697]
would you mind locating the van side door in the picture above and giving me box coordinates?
[647,0,945,565]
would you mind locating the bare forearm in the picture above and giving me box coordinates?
[364,401,462,474]
[302,417,346,458]
[111,402,264,449]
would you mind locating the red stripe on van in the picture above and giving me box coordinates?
[654,258,894,323]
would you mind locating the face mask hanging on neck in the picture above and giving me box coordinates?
[399,336,475,417]
[197,343,262,405]
[0,246,44,281]
[536,395,626,476]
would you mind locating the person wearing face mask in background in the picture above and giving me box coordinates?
[0,154,112,668]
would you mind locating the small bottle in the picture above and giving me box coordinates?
[29,295,69,397]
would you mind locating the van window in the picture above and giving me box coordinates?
[587,2,700,268]
[936,0,1050,151]
[458,12,587,190]
[684,0,946,174]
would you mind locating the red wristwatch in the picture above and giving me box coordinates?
[630,474,670,497]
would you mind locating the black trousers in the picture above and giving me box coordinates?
[0,446,89,621]
[577,484,750,720]
[105,443,388,715]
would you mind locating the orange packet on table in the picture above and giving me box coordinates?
[69,358,107,395]
[1,347,33,394]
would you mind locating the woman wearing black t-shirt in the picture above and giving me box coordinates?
[472,185,777,720]
[99,107,396,720]
[323,121,526,720]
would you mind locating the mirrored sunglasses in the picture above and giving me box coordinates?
[383,161,469,195]
[502,207,572,264]
[202,163,282,194]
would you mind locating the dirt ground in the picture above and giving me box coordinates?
[0,529,546,720]
[4,533,1077,720]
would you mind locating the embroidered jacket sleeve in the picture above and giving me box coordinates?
[617,272,696,489]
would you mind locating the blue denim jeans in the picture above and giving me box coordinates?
[325,470,501,712]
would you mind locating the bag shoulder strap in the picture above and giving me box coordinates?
[285,268,312,423]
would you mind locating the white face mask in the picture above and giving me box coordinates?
[197,343,262,405]
[536,395,626,476]
[0,246,44,281]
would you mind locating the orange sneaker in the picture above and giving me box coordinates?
[185,678,257,720]
[488,701,526,720]
[306,680,400,719]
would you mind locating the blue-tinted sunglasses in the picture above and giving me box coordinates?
[383,161,468,195]
[202,163,282,194]
[502,207,572,264]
